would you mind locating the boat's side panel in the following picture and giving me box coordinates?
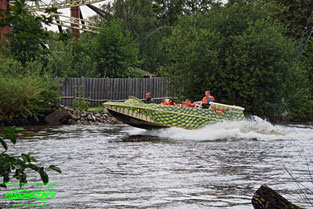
[145,106,217,129]
[105,104,220,129]
[108,110,167,130]
[152,104,245,121]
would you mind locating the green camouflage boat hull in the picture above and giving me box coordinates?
[103,97,245,130]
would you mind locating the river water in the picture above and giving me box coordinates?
[1,117,313,208]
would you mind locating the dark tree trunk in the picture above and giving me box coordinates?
[252,184,303,209]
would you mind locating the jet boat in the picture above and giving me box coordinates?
[103,97,244,130]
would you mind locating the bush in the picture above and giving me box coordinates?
[0,74,61,121]
[73,85,89,111]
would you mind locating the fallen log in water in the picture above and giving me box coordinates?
[252,184,303,209]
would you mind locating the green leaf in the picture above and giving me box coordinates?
[38,167,49,184]
[5,132,16,144]
[14,127,24,131]
[21,154,28,163]
[0,138,8,151]
[3,128,17,144]
[48,165,62,173]
[26,163,38,171]
[29,156,37,162]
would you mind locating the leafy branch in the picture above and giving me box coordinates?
[0,127,61,188]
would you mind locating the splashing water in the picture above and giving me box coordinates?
[125,116,313,141]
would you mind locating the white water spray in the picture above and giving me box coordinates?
[124,116,313,141]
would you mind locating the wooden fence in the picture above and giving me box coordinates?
[58,77,173,106]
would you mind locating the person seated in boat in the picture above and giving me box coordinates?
[161,97,166,105]
[161,98,170,105]
[145,92,154,104]
[169,98,176,106]
[182,99,195,107]
[195,90,215,109]
[186,99,195,107]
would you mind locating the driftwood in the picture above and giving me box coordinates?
[252,184,303,209]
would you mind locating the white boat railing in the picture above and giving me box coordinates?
[209,102,245,111]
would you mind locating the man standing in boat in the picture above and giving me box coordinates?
[196,90,215,108]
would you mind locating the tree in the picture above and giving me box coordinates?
[287,39,313,122]
[153,0,215,25]
[259,0,313,122]
[265,0,313,39]
[91,21,140,77]
[0,0,54,65]
[166,1,297,119]
[109,0,167,72]
[45,32,98,78]
[153,0,186,26]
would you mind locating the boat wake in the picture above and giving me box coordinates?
[124,116,313,141]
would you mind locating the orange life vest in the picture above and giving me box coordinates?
[202,96,215,102]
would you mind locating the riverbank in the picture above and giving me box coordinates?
[0,106,121,126]
[66,107,121,125]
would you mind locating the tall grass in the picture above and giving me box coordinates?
[283,162,313,208]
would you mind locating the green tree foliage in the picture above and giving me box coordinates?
[166,1,297,119]
[153,0,215,25]
[153,0,187,26]
[287,39,313,122]
[265,0,313,39]
[45,36,97,78]
[104,0,216,72]
[259,0,313,121]
[91,21,140,77]
[0,0,54,65]
[100,0,166,72]
[0,127,61,187]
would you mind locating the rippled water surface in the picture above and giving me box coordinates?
[1,117,313,208]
